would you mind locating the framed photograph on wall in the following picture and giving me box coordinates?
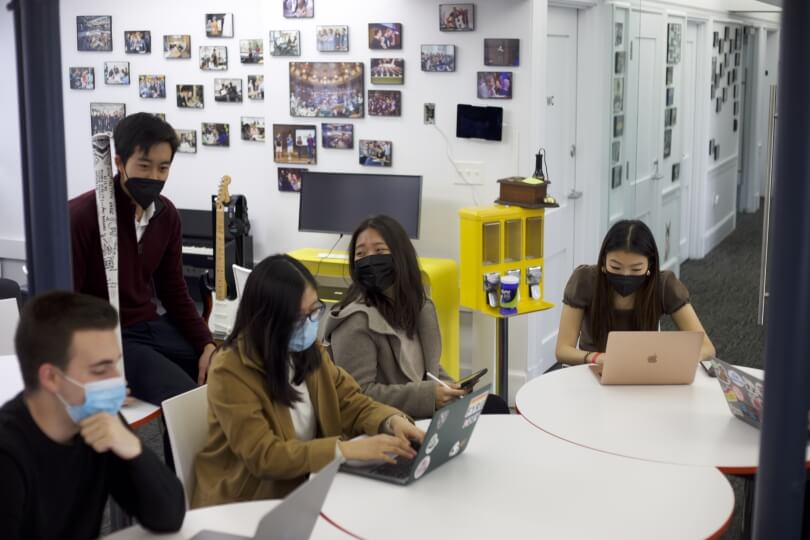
[614,51,625,75]
[672,162,680,182]
[248,75,264,100]
[613,115,624,138]
[613,77,624,114]
[368,90,402,116]
[484,38,519,66]
[477,72,512,99]
[421,44,455,72]
[90,102,125,135]
[663,129,672,158]
[241,117,265,142]
[273,124,317,164]
[104,62,130,85]
[666,87,674,107]
[201,123,230,147]
[77,16,112,51]
[124,31,151,54]
[322,123,354,149]
[615,22,624,48]
[284,0,314,18]
[176,129,197,153]
[439,4,475,31]
[371,58,404,84]
[666,66,673,86]
[214,78,243,103]
[278,167,306,192]
[666,23,682,65]
[164,35,191,59]
[205,13,234,38]
[269,30,300,56]
[200,46,228,70]
[69,67,95,90]
[176,85,204,108]
[240,39,263,64]
[138,75,166,98]
[289,62,364,118]
[317,26,349,52]
[611,164,623,189]
[611,140,621,164]
[368,23,402,49]
[359,139,392,167]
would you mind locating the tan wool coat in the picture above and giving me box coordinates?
[191,342,401,508]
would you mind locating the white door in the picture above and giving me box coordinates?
[680,22,699,262]
[529,6,579,374]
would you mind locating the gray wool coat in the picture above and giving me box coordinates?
[322,299,454,419]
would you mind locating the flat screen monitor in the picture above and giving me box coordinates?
[456,104,503,141]
[298,172,422,238]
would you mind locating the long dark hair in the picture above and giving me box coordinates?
[590,220,662,351]
[224,254,321,407]
[337,215,426,338]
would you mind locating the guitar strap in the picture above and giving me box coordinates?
[92,133,124,367]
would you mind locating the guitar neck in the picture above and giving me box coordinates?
[215,205,227,301]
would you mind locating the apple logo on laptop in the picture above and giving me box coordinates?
[647,355,658,364]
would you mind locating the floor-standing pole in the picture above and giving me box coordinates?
[495,317,509,402]
[752,0,810,536]
[10,0,73,294]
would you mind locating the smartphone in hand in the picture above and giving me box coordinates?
[457,368,488,390]
[700,359,716,378]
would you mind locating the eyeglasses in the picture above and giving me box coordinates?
[298,302,326,324]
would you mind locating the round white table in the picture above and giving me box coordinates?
[515,364,810,473]
[322,416,734,539]
[104,500,351,539]
[0,354,160,428]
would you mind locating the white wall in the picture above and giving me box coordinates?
[55,0,535,264]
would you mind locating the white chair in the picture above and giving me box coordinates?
[161,385,209,507]
[0,298,20,356]
[232,264,252,300]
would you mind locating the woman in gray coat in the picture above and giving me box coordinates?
[322,215,468,419]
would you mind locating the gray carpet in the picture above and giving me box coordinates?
[666,208,766,540]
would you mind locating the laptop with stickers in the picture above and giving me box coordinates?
[711,358,766,429]
[190,457,340,540]
[340,385,491,485]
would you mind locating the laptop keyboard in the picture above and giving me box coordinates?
[371,439,422,479]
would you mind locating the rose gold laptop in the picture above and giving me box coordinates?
[593,331,704,385]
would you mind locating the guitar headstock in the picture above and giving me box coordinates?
[216,176,232,210]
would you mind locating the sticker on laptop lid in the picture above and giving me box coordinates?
[448,441,461,458]
[724,390,738,402]
[728,369,746,387]
[425,434,439,455]
[413,456,431,480]
[435,409,450,431]
[465,393,487,418]
[462,412,481,429]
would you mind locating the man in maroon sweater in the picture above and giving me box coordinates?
[70,113,216,406]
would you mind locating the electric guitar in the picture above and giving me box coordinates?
[204,176,239,336]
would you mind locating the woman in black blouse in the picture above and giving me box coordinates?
[555,219,716,366]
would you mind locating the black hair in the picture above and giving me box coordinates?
[224,254,322,407]
[113,112,179,167]
[15,291,119,391]
[338,215,426,338]
[590,220,662,350]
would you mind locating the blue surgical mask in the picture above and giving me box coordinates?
[57,373,127,423]
[289,318,318,352]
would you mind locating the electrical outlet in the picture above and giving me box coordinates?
[454,160,484,185]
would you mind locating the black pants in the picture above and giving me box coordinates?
[122,315,199,406]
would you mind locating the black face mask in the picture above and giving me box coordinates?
[605,272,647,297]
[124,176,165,209]
[354,254,396,293]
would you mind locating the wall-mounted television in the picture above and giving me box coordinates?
[298,172,422,238]
[456,103,503,141]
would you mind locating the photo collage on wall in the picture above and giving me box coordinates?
[708,24,743,162]
[610,10,626,189]
[663,22,681,168]
[71,3,515,193]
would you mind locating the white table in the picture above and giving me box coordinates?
[104,500,351,539]
[322,416,734,539]
[515,364,810,473]
[0,354,160,428]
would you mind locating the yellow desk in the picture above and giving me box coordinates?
[289,248,460,379]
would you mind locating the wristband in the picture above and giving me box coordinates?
[583,351,591,365]
[591,352,601,365]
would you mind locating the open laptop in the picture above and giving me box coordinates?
[593,331,704,385]
[340,384,491,485]
[191,457,340,540]
[712,358,765,429]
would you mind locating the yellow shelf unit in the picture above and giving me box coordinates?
[459,205,554,316]
[289,248,460,379]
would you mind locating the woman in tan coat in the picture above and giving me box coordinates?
[192,254,423,508]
